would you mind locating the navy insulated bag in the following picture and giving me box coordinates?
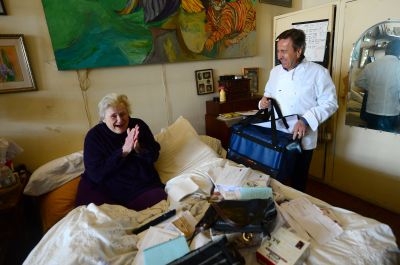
[227,99,300,180]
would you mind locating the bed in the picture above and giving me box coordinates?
[23,116,399,265]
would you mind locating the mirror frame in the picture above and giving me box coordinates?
[346,19,400,133]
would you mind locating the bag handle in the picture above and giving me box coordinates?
[254,98,290,147]
[268,98,289,129]
[268,98,286,146]
[239,98,288,128]
[235,98,293,148]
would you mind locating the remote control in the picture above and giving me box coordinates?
[132,209,176,234]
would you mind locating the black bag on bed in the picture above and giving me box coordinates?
[194,198,277,235]
[167,236,245,265]
[227,98,301,180]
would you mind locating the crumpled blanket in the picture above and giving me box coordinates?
[23,197,211,265]
[24,160,399,265]
[24,202,166,265]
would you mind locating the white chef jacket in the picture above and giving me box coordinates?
[260,59,338,150]
[355,55,400,116]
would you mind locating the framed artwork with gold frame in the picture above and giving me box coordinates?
[243,67,259,95]
[0,34,36,93]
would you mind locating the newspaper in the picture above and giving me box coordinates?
[166,164,271,202]
[279,197,343,245]
[207,164,272,200]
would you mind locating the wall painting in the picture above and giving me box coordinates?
[41,0,257,70]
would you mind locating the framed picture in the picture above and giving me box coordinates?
[243,67,259,95]
[0,0,6,15]
[195,69,214,95]
[259,0,292,7]
[0,34,36,94]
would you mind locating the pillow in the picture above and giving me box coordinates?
[199,135,226,158]
[38,176,81,232]
[24,151,84,196]
[154,116,219,183]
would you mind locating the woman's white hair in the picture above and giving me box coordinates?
[98,93,132,120]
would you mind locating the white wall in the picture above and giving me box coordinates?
[0,0,301,171]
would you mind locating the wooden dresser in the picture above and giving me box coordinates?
[205,96,261,149]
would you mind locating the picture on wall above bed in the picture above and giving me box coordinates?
[0,34,36,94]
[41,0,257,71]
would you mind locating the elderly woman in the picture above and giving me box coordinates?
[75,93,166,211]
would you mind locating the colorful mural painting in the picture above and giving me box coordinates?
[41,0,257,70]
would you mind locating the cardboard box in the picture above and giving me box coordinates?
[256,227,310,265]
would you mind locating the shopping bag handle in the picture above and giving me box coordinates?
[268,98,289,130]
[233,98,293,149]
[268,98,288,146]
[267,100,302,153]
[241,98,289,146]
[240,98,289,129]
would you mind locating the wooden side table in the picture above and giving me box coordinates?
[205,96,261,149]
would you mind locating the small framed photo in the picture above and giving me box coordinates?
[0,34,36,94]
[243,67,259,95]
[0,0,6,15]
[195,69,214,95]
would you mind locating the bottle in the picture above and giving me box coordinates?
[219,87,226,103]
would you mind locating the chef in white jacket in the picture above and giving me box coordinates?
[259,28,338,191]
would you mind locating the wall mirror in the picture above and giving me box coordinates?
[346,20,400,133]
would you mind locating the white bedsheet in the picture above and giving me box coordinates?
[23,159,399,265]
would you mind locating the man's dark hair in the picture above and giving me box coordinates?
[276,28,306,61]
[385,39,400,57]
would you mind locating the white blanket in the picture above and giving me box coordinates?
[24,159,399,265]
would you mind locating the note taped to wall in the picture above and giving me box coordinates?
[293,19,329,62]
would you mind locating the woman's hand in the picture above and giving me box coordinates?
[122,125,140,156]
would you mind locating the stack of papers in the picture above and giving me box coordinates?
[256,227,310,265]
[208,164,272,200]
[278,197,343,245]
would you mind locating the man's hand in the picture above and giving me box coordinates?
[292,119,307,140]
[259,96,271,109]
